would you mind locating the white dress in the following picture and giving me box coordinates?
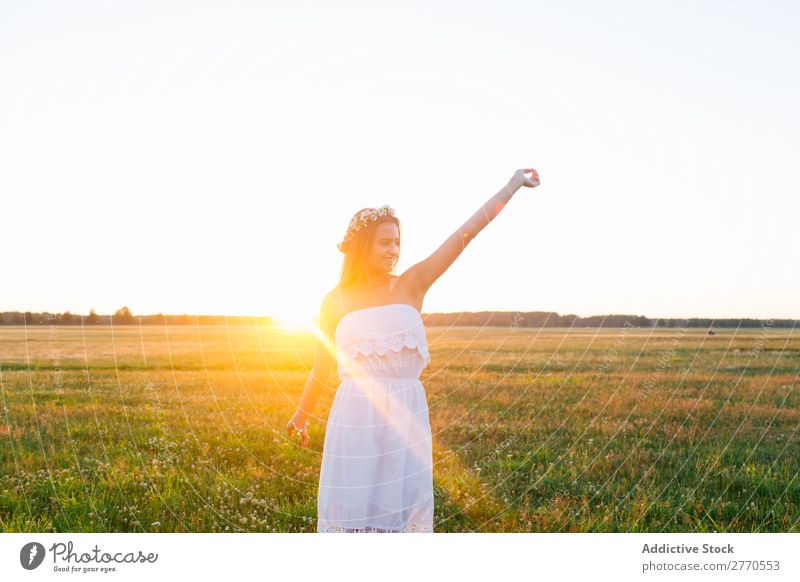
[317,303,434,533]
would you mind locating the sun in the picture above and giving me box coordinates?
[272,306,315,333]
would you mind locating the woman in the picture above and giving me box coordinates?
[286,168,541,532]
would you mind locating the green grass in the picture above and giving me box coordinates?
[0,324,798,532]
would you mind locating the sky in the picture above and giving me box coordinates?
[2,0,798,322]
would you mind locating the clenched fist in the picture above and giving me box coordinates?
[507,168,541,191]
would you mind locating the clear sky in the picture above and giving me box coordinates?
[2,1,798,322]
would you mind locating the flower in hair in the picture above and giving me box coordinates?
[337,204,396,253]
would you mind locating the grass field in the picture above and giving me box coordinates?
[1,323,798,532]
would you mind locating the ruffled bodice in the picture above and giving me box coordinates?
[335,303,430,381]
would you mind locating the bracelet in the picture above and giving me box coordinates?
[291,418,307,434]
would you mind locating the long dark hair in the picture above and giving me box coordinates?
[337,210,401,289]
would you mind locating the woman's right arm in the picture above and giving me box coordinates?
[405,169,540,297]
[286,291,338,447]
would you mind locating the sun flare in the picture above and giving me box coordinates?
[271,308,315,333]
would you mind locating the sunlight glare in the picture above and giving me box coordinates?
[272,308,315,333]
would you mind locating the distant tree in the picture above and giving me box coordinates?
[59,311,75,325]
[87,308,101,325]
[4,312,24,325]
[113,306,135,325]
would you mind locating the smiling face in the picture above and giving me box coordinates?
[367,221,400,274]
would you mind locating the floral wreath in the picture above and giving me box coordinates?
[337,204,396,253]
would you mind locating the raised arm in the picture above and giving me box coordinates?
[407,168,541,295]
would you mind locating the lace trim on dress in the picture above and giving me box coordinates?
[317,519,432,533]
[339,331,430,365]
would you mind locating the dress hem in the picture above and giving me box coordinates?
[317,519,433,533]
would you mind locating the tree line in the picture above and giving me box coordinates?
[419,311,795,328]
[0,308,794,329]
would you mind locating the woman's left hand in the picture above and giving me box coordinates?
[508,168,540,191]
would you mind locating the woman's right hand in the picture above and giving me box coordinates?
[286,412,310,448]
